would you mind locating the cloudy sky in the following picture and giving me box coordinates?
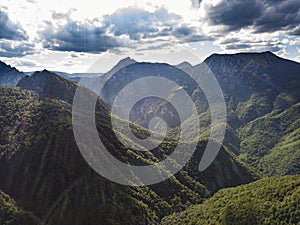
[0,0,299,73]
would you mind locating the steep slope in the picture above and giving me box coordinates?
[0,189,38,225]
[100,62,203,129]
[96,52,300,176]
[17,70,78,105]
[203,51,300,98]
[0,61,25,86]
[77,57,137,93]
[0,72,256,224]
[161,175,300,225]
[189,52,300,175]
[238,102,300,175]
[0,87,207,224]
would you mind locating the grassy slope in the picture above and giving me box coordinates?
[161,175,300,225]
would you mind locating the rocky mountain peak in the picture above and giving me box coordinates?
[109,57,136,73]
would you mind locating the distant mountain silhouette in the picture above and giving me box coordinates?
[0,61,26,86]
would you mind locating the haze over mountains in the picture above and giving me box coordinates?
[0,61,26,86]
[0,51,299,224]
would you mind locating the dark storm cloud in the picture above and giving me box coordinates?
[196,0,300,36]
[40,21,122,53]
[0,11,28,40]
[207,0,264,31]
[290,27,300,36]
[254,0,300,35]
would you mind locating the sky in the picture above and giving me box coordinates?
[0,0,299,73]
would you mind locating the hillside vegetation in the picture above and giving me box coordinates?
[162,175,300,225]
[0,83,256,225]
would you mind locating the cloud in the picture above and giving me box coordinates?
[104,7,165,40]
[40,20,123,53]
[0,40,35,57]
[191,0,201,8]
[204,0,264,31]
[39,6,207,53]
[199,0,300,36]
[9,58,37,67]
[215,31,285,54]
[136,43,172,52]
[104,7,182,40]
[0,11,28,40]
[254,0,300,36]
[51,8,77,21]
[104,7,207,43]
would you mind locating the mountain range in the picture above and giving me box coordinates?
[0,51,299,224]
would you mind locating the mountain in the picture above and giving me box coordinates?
[0,71,256,224]
[202,51,300,102]
[176,61,193,73]
[95,52,300,176]
[0,52,299,224]
[75,57,137,92]
[99,62,206,130]
[109,57,137,75]
[161,175,300,225]
[0,61,26,86]
[17,70,78,105]
[187,51,300,175]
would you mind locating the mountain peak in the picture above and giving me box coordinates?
[203,51,282,68]
[120,57,135,63]
[104,57,137,77]
[17,70,78,104]
[176,61,193,73]
[176,61,192,67]
[205,51,278,61]
[33,69,58,77]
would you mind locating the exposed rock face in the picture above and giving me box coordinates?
[202,51,300,98]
